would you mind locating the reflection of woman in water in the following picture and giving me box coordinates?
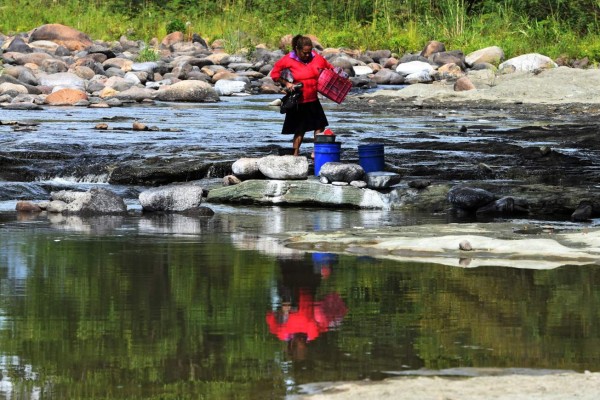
[266,254,347,359]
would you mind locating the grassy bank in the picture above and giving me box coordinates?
[2,0,600,63]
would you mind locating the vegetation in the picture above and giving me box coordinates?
[2,0,600,61]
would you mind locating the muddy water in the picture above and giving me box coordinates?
[0,95,597,399]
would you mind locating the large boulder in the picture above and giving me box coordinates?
[499,53,558,72]
[139,184,205,212]
[447,186,497,211]
[155,80,220,102]
[465,46,505,67]
[258,156,308,180]
[29,24,93,51]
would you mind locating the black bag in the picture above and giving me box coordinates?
[279,91,302,114]
[279,83,304,114]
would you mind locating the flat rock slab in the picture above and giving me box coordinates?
[206,179,395,208]
[283,222,600,269]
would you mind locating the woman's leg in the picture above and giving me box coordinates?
[292,132,305,156]
[310,128,324,159]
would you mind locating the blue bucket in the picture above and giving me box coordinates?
[314,142,341,176]
[358,144,385,172]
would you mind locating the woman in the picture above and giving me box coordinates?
[270,35,334,156]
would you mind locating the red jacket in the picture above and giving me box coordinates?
[270,51,334,103]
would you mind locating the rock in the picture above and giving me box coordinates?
[29,23,93,51]
[319,162,364,183]
[365,172,402,189]
[132,121,148,131]
[476,196,529,215]
[353,65,373,76]
[45,88,88,105]
[223,175,242,185]
[155,80,220,102]
[114,87,156,102]
[421,41,446,58]
[465,46,505,66]
[0,82,28,96]
[408,179,431,190]
[433,63,464,81]
[15,201,42,212]
[4,36,32,53]
[431,50,466,70]
[447,186,497,211]
[499,53,558,73]
[396,61,435,76]
[459,240,473,251]
[50,188,127,214]
[214,79,247,96]
[206,179,388,208]
[350,180,367,188]
[232,157,262,179]
[571,200,593,222]
[454,76,476,91]
[257,155,309,180]
[38,72,85,91]
[139,184,205,212]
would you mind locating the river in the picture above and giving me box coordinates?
[0,93,598,399]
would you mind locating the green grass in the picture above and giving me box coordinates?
[1,0,600,63]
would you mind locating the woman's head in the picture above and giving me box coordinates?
[292,35,313,62]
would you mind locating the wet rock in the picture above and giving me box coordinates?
[50,188,127,214]
[365,172,402,189]
[15,201,42,212]
[408,179,431,190]
[571,200,593,222]
[139,184,204,212]
[476,196,529,215]
[459,240,473,251]
[447,186,497,211]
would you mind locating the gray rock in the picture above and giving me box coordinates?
[155,80,219,102]
[232,157,261,179]
[319,162,364,183]
[139,184,204,212]
[50,188,127,214]
[258,155,308,180]
[207,179,387,208]
[447,186,497,211]
[366,172,402,189]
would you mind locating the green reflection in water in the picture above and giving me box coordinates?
[0,222,599,399]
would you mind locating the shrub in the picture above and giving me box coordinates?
[166,19,186,34]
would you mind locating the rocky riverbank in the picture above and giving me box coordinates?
[3,23,600,221]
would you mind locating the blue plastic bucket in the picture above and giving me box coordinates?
[358,144,385,172]
[314,142,341,176]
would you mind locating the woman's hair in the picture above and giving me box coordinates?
[292,34,313,50]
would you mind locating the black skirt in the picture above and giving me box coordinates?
[281,100,329,135]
